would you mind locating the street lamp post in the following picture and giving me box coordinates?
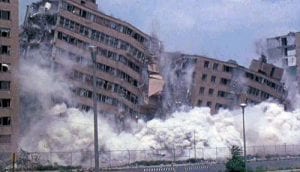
[89,45,99,172]
[240,103,247,172]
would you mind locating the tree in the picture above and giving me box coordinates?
[225,145,245,172]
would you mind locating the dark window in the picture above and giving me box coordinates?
[281,37,287,46]
[0,10,10,20]
[80,104,90,112]
[208,88,214,95]
[197,100,202,106]
[270,67,275,77]
[201,74,207,81]
[246,72,254,80]
[213,63,219,70]
[223,65,233,73]
[0,45,10,55]
[0,63,10,72]
[199,87,205,95]
[206,101,212,107]
[0,28,10,37]
[220,78,230,85]
[0,99,10,108]
[0,0,10,3]
[211,76,216,83]
[218,91,228,98]
[0,81,10,90]
[204,61,209,68]
[0,117,10,126]
[247,87,260,96]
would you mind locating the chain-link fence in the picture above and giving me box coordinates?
[2,144,300,170]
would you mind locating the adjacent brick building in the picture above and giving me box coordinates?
[0,0,20,152]
[266,32,300,94]
[165,53,287,114]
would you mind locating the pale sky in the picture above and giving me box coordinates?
[21,0,300,66]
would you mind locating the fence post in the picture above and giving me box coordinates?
[194,130,197,159]
[293,144,295,156]
[50,152,52,166]
[71,152,73,167]
[12,152,16,172]
[263,145,266,158]
[284,143,287,155]
[90,151,93,168]
[109,150,112,168]
[128,150,131,166]
[173,145,176,162]
[202,148,204,160]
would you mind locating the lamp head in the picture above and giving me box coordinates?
[240,103,247,108]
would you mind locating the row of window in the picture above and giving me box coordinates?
[58,17,146,63]
[66,51,139,87]
[245,72,284,93]
[199,87,230,98]
[0,0,9,2]
[203,60,234,73]
[57,31,88,49]
[73,87,138,115]
[0,117,10,126]
[0,10,10,20]
[204,61,219,70]
[57,32,140,87]
[58,45,141,74]
[248,86,271,99]
[61,1,146,44]
[197,100,228,110]
[72,70,139,104]
[201,73,231,86]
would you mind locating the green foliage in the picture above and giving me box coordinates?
[225,145,245,172]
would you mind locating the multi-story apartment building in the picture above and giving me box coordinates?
[266,32,300,93]
[165,53,287,114]
[22,0,160,120]
[267,32,300,75]
[0,0,20,152]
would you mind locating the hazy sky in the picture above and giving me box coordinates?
[20,0,300,66]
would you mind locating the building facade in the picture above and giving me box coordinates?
[0,0,20,152]
[266,32,300,95]
[22,0,159,120]
[165,53,287,114]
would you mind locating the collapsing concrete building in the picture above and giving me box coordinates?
[266,32,300,80]
[266,32,300,105]
[163,53,287,114]
[21,0,163,121]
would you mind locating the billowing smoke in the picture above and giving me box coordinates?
[159,52,196,113]
[20,100,300,166]
[19,43,300,167]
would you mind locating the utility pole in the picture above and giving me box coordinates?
[240,103,247,172]
[194,130,196,159]
[89,45,99,172]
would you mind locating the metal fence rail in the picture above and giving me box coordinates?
[2,144,300,170]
